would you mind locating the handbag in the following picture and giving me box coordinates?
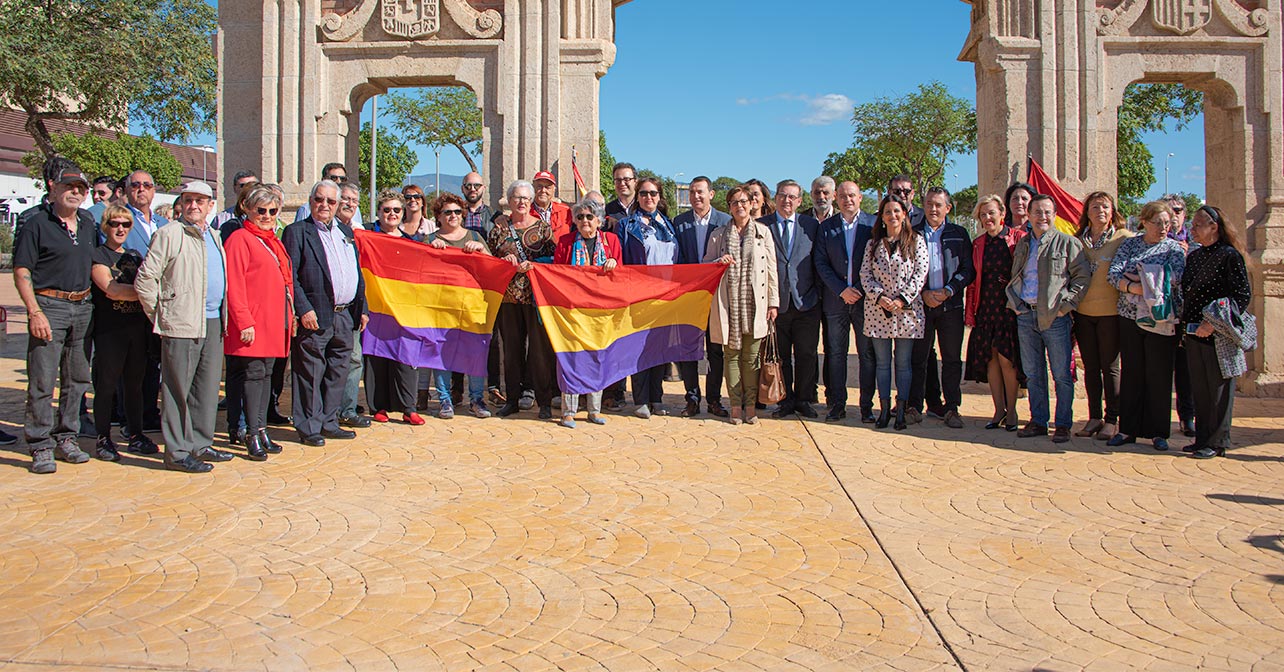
[757,330,785,404]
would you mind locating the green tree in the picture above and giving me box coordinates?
[385,87,482,172]
[709,176,742,212]
[823,81,976,202]
[358,123,418,193]
[952,184,979,218]
[21,132,181,189]
[0,0,217,157]
[599,130,617,200]
[1116,83,1203,206]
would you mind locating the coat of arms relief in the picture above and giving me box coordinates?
[322,0,502,42]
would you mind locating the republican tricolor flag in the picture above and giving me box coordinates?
[1027,157,1083,235]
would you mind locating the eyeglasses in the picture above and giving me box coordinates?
[637,190,660,198]
[728,198,750,206]
[440,209,463,217]
[325,174,347,183]
[891,188,912,196]
[255,207,279,216]
[129,181,154,189]
[313,197,338,205]
[404,194,424,200]
[511,196,532,202]
[1171,206,1185,213]
[575,213,596,221]
[613,176,636,183]
[462,183,483,190]
[381,207,403,214]
[105,219,133,229]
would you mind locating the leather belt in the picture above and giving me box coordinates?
[334,303,350,312]
[35,288,91,302]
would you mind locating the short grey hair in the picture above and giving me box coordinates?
[811,176,836,191]
[1162,193,1183,203]
[571,197,605,222]
[584,190,606,206]
[310,179,340,201]
[506,179,534,203]
[339,182,360,198]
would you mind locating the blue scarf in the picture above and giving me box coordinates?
[571,235,607,267]
[628,210,676,244]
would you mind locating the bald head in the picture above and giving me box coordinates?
[462,171,485,205]
[836,181,863,218]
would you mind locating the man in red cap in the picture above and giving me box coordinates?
[531,170,572,240]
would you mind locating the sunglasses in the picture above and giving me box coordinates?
[105,219,133,229]
[575,213,596,221]
[1172,206,1185,213]
[891,188,912,196]
[129,181,155,189]
[325,174,347,183]
[381,207,403,214]
[637,190,660,197]
[462,183,483,189]
[440,209,463,217]
[404,194,424,200]
[313,197,339,205]
[255,207,279,216]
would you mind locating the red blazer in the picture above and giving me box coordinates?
[965,225,1026,327]
[532,201,573,241]
[224,227,294,358]
[553,231,623,265]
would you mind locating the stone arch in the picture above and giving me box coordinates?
[961,0,1284,393]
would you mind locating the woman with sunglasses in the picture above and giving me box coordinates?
[427,192,493,419]
[402,185,435,238]
[89,203,159,460]
[224,185,294,460]
[364,191,428,425]
[617,177,680,418]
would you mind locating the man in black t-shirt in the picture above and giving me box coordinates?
[12,158,97,473]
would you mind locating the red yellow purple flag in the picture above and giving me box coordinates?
[1027,157,1084,235]
[355,230,516,377]
[527,263,727,395]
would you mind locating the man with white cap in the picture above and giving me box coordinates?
[135,180,233,473]
[11,156,98,472]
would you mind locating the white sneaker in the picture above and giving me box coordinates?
[634,404,651,419]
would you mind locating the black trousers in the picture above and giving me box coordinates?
[678,331,723,406]
[910,305,965,412]
[365,355,416,415]
[775,304,821,406]
[1185,337,1235,450]
[497,303,554,408]
[93,323,148,438]
[1174,342,1196,422]
[631,364,666,406]
[1118,319,1178,439]
[225,355,246,432]
[1072,313,1122,424]
[228,356,273,431]
[822,303,876,412]
[270,356,288,411]
[291,310,355,438]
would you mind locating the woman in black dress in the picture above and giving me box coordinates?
[964,194,1026,430]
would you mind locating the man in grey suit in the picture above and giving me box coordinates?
[761,179,822,418]
[673,176,730,418]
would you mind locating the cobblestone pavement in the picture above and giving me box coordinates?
[1,281,1282,670]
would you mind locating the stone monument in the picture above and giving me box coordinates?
[960,0,1284,393]
[217,0,628,210]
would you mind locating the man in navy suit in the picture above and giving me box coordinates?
[672,176,730,418]
[813,181,877,422]
[909,187,974,428]
[762,180,822,418]
[282,180,369,447]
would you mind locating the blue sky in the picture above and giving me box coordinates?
[198,0,1206,199]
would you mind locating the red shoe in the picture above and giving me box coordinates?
[372,410,390,423]
[404,412,426,426]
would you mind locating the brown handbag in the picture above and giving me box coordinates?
[757,330,785,404]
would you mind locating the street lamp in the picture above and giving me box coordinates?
[673,171,684,210]
[1164,152,1175,194]
[189,144,214,182]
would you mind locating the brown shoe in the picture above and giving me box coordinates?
[1017,422,1048,438]
[943,410,964,429]
[680,401,700,418]
[1074,419,1104,438]
[1052,427,1071,443]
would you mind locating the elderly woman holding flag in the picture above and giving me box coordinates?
[551,198,622,428]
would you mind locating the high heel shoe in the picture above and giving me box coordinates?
[258,428,282,454]
[985,411,1007,430]
[893,404,907,431]
[875,399,891,429]
[245,432,268,461]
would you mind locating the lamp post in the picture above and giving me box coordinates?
[673,171,684,210]
[1164,152,1175,194]
[369,95,379,216]
[189,145,214,182]
[435,147,441,199]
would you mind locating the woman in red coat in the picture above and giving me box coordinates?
[225,185,294,460]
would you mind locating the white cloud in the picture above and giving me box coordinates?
[735,93,855,126]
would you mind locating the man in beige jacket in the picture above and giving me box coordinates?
[135,181,232,473]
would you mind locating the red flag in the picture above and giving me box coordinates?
[572,146,588,198]
[1027,157,1083,235]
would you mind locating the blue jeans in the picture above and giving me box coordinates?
[823,304,875,412]
[432,370,483,406]
[1016,311,1074,428]
[871,337,914,404]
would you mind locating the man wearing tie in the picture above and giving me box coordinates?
[673,176,731,418]
[761,180,821,418]
[813,181,877,422]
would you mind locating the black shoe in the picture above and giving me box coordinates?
[1105,433,1135,447]
[772,403,796,419]
[198,447,235,462]
[299,434,326,447]
[0,429,17,446]
[1182,443,1202,454]
[126,434,160,455]
[94,436,121,462]
[680,401,701,418]
[1152,437,1169,451]
[1191,446,1225,459]
[266,409,292,426]
[707,403,729,418]
[244,433,268,461]
[228,427,247,446]
[166,455,213,473]
[894,405,907,431]
[1180,419,1196,437]
[825,406,846,422]
[321,428,357,440]
[875,404,891,429]
[258,429,283,454]
[537,406,553,420]
[860,409,876,424]
[496,402,520,417]
[796,403,818,419]
[339,414,372,428]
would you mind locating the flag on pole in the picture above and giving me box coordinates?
[571,145,588,199]
[355,230,516,377]
[1027,157,1083,235]
[527,263,727,395]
